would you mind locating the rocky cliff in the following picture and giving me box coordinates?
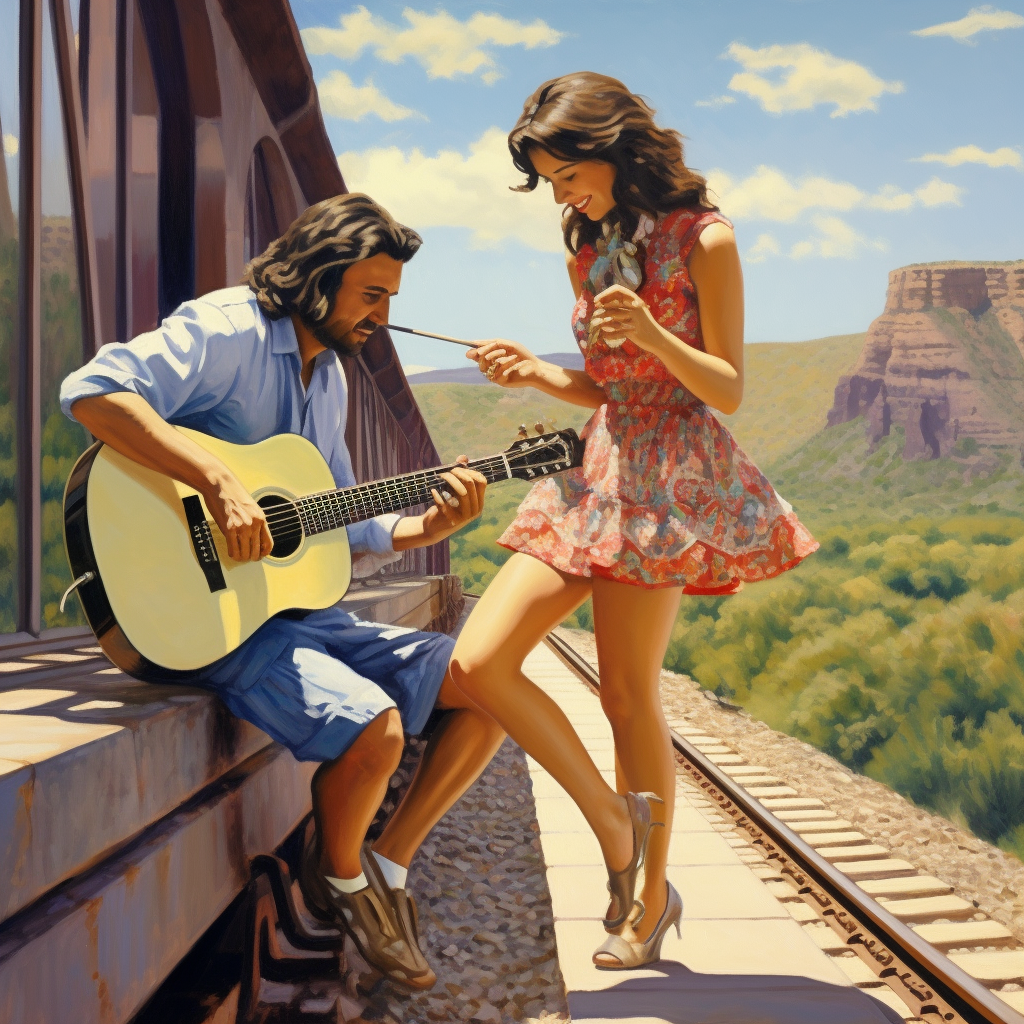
[828,262,1024,460]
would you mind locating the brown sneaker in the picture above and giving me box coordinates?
[361,846,436,990]
[298,830,434,991]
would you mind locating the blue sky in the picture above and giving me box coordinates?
[291,1,1024,372]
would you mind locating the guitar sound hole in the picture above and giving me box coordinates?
[259,494,302,558]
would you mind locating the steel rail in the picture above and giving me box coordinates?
[542,630,1024,1024]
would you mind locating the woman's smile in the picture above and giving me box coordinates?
[530,148,617,221]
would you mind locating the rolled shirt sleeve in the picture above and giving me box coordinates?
[60,299,239,422]
[348,515,403,578]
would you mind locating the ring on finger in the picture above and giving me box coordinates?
[485,363,498,379]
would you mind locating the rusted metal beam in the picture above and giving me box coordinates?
[16,0,42,636]
[50,0,102,360]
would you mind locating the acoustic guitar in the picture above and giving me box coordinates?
[62,427,584,681]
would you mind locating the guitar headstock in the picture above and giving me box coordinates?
[503,429,585,481]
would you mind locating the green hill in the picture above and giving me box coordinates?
[717,332,866,466]
[411,383,593,464]
[412,331,867,470]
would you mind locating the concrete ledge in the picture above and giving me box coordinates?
[0,744,315,1024]
[0,677,271,924]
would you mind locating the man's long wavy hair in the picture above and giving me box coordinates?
[509,73,717,254]
[244,193,422,324]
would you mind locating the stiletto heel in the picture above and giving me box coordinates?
[593,882,683,970]
[603,791,664,931]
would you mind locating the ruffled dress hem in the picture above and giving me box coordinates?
[497,512,819,593]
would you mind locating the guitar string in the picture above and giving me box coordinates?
[254,450,568,531]
[206,446,573,543]
[256,456,513,528]
[262,457,568,541]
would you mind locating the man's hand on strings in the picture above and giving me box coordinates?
[204,469,274,562]
[425,457,487,539]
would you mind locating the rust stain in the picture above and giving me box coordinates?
[156,845,171,894]
[83,895,115,1020]
[10,769,36,890]
[124,862,140,889]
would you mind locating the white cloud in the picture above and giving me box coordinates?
[912,6,1024,43]
[401,364,436,376]
[2,133,17,157]
[913,177,966,207]
[724,42,903,117]
[790,216,888,260]
[302,6,563,83]
[913,144,1023,169]
[318,70,421,122]
[695,94,737,109]
[745,233,781,263]
[708,165,963,221]
[338,127,564,252]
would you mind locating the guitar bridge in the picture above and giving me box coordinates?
[182,495,227,593]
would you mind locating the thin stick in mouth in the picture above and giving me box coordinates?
[384,324,478,348]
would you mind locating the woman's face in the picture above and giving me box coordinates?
[530,148,617,221]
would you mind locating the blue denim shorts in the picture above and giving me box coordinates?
[195,607,454,762]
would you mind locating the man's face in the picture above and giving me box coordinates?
[312,252,404,357]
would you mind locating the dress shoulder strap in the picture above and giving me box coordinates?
[661,208,733,264]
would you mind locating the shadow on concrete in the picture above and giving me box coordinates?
[567,959,904,1024]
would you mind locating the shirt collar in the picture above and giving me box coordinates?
[271,314,300,356]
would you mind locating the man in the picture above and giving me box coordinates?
[60,193,505,990]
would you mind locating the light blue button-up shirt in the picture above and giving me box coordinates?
[60,285,401,572]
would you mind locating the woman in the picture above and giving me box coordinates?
[450,73,817,968]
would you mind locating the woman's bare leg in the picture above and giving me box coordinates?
[591,576,682,942]
[450,553,635,874]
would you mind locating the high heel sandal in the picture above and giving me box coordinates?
[593,882,683,970]
[603,791,664,931]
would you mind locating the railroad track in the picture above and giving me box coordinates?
[543,630,1024,1024]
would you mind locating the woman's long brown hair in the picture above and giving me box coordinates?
[509,72,717,253]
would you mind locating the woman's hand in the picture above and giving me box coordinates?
[467,339,545,389]
[590,285,665,354]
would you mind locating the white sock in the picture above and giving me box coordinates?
[326,872,367,894]
[372,850,408,890]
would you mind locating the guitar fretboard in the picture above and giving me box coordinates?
[289,455,513,538]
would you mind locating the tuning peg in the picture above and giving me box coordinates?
[517,424,528,439]
[534,422,544,434]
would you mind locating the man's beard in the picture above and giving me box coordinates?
[311,318,377,357]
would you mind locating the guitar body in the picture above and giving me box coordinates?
[64,428,352,680]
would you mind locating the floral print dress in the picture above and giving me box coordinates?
[496,207,818,592]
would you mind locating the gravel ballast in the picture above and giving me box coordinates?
[363,735,569,1024]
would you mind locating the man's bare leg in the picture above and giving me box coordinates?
[313,707,406,878]
[372,672,506,867]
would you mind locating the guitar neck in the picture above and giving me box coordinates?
[296,455,513,536]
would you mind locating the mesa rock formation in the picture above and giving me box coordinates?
[828,262,1024,459]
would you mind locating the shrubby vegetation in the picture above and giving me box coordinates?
[664,517,1024,856]
[0,225,89,631]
